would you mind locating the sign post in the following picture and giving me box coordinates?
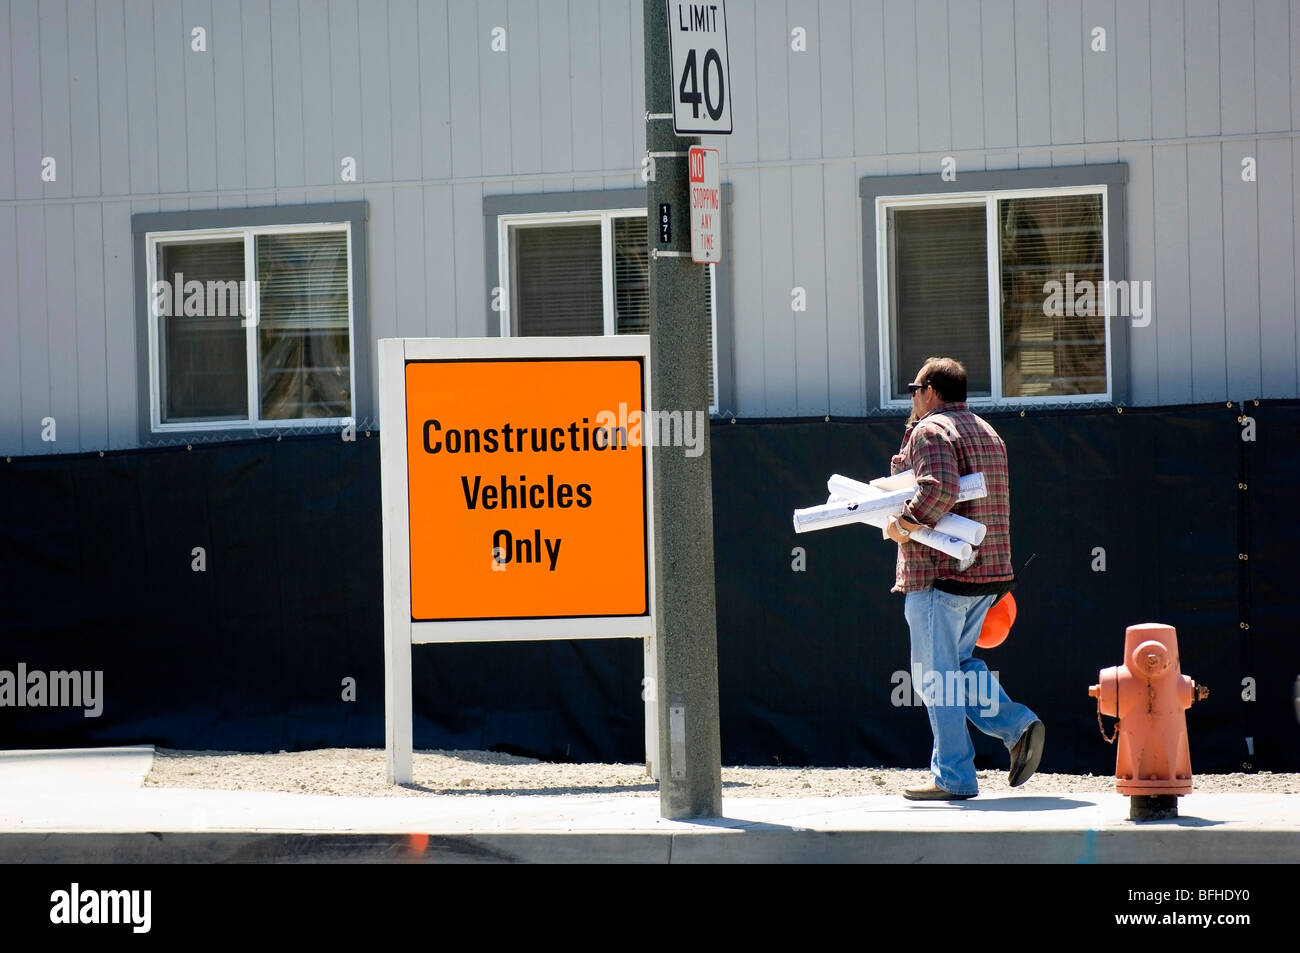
[644,0,726,819]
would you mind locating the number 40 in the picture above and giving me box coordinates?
[678,48,725,121]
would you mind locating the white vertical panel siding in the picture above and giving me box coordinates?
[791,163,827,414]
[419,0,453,181]
[536,0,571,173]
[1218,0,1255,138]
[5,0,1300,455]
[74,202,109,450]
[818,0,855,160]
[567,0,601,174]
[103,201,137,449]
[1149,0,1186,140]
[759,166,795,416]
[1253,0,1290,132]
[1114,0,1151,141]
[851,0,886,158]
[389,0,422,183]
[325,0,361,188]
[728,167,765,413]
[948,0,985,154]
[17,204,49,454]
[787,0,823,162]
[0,8,14,201]
[1123,146,1158,405]
[755,0,791,161]
[242,0,275,189]
[883,0,919,154]
[0,209,21,440]
[914,0,950,155]
[1013,0,1051,147]
[153,0,187,193]
[392,184,426,340]
[506,0,542,177]
[1082,0,1118,144]
[213,0,247,192]
[722,0,758,164]
[69,0,103,198]
[12,0,44,201]
[358,0,395,183]
[1186,142,1229,403]
[270,0,306,188]
[1222,142,1262,398]
[183,0,218,194]
[1183,0,1220,138]
[38,0,72,200]
[1047,0,1084,146]
[1153,145,1193,405]
[452,181,486,337]
[365,186,397,347]
[476,0,511,177]
[423,185,458,337]
[823,161,864,415]
[1257,138,1296,398]
[598,0,634,175]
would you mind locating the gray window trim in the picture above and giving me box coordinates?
[859,163,1130,409]
[130,201,369,445]
[483,187,735,416]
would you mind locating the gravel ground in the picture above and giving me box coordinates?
[144,748,1300,798]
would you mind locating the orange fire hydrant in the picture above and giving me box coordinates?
[1088,623,1209,820]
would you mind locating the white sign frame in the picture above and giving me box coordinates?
[666,0,733,135]
[379,336,659,784]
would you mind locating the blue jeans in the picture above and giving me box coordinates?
[903,588,1038,795]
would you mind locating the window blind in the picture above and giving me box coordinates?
[157,240,249,422]
[998,195,1105,397]
[513,223,604,336]
[889,204,991,398]
[256,232,352,420]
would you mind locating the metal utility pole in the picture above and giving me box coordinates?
[643,0,724,819]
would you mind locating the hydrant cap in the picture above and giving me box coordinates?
[1129,639,1172,679]
[977,592,1017,648]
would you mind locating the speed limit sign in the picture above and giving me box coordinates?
[666,1,733,135]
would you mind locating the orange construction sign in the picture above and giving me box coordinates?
[404,358,648,622]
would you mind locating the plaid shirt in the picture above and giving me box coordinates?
[890,401,1014,593]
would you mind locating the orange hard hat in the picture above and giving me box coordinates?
[977,592,1017,649]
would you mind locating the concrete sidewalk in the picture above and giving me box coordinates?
[2,746,1297,863]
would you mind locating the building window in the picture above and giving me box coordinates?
[497,208,718,411]
[863,164,1128,410]
[133,203,367,438]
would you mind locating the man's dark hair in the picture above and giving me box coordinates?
[921,357,968,402]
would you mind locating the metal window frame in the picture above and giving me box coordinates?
[861,164,1129,411]
[131,202,369,444]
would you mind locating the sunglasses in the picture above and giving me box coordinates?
[907,381,929,394]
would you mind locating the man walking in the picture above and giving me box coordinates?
[883,357,1045,800]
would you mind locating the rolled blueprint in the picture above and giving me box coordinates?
[825,492,986,545]
[792,500,974,560]
[792,471,989,561]
[828,471,988,505]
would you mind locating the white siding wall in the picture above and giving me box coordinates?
[1,0,1298,454]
